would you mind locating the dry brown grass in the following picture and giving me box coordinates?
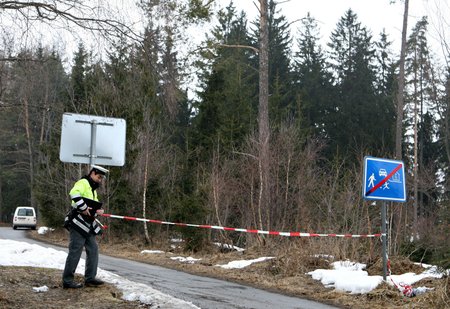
[5,228,446,309]
[0,266,147,309]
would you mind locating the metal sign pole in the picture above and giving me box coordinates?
[72,118,114,164]
[89,120,97,166]
[362,156,406,281]
[381,201,387,281]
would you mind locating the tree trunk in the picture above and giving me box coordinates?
[413,70,419,238]
[395,0,409,160]
[258,0,270,232]
[23,98,35,208]
[142,143,151,243]
[0,173,2,221]
[393,0,409,254]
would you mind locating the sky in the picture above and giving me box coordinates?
[225,0,448,61]
[6,1,448,54]
[0,227,447,307]
[3,0,447,75]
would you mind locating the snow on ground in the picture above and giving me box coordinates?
[308,260,444,295]
[213,242,245,252]
[170,256,202,264]
[215,257,275,269]
[1,231,447,307]
[0,239,199,308]
[141,249,165,254]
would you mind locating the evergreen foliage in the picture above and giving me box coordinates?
[193,3,256,161]
[0,3,448,267]
[293,13,335,139]
[326,9,395,161]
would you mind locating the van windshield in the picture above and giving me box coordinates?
[18,209,34,216]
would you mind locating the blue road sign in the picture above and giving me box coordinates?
[362,156,406,202]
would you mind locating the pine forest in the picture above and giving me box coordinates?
[0,0,449,270]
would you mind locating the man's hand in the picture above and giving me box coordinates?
[96,209,104,216]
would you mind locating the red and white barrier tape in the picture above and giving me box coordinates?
[101,213,382,238]
[387,258,415,297]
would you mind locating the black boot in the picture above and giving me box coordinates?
[85,278,104,287]
[63,282,83,289]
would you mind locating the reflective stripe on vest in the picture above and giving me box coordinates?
[72,215,91,234]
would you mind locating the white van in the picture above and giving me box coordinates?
[13,207,37,230]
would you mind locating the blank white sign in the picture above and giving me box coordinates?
[59,113,126,166]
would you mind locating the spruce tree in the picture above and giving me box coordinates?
[293,13,335,139]
[193,3,256,160]
[70,44,88,110]
[327,9,394,161]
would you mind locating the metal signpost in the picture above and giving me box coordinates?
[59,113,126,166]
[362,156,406,280]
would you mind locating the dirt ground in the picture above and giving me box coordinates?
[1,228,449,309]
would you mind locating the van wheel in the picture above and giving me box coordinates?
[13,226,17,230]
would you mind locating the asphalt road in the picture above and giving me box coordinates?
[0,227,338,309]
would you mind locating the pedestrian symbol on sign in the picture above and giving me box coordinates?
[368,173,376,188]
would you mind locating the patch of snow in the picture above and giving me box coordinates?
[308,259,447,295]
[331,260,366,271]
[313,254,334,260]
[32,285,49,293]
[216,257,275,269]
[141,250,165,254]
[37,227,54,235]
[213,242,245,252]
[170,256,202,264]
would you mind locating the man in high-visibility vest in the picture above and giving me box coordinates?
[62,165,108,289]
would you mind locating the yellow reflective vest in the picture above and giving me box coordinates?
[69,178,99,212]
[64,177,102,236]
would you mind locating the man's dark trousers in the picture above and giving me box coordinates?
[62,227,98,284]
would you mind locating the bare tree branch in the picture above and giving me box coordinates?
[0,57,46,62]
[0,1,143,43]
[218,44,259,53]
